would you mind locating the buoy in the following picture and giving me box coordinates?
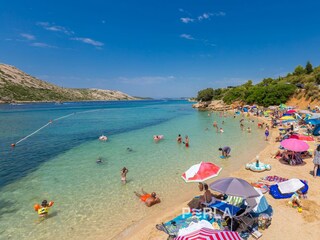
[34,204,41,211]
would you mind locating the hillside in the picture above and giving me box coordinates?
[196,62,320,108]
[0,64,137,103]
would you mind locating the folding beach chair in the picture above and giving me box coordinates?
[156,223,176,240]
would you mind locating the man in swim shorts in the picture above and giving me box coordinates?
[134,189,161,207]
[219,146,231,157]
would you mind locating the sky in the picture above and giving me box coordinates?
[1,0,320,98]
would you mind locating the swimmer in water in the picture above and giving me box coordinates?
[96,157,103,163]
[177,134,182,143]
[127,147,133,152]
[220,128,224,133]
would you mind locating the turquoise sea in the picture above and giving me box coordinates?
[0,100,267,240]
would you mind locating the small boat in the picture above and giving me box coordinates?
[153,135,164,141]
[99,135,108,141]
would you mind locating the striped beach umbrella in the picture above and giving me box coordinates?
[175,228,241,240]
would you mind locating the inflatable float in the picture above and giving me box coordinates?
[153,135,164,141]
[269,180,308,199]
[99,135,108,141]
[245,161,271,172]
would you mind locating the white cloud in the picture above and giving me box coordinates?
[213,11,226,17]
[180,34,194,40]
[37,22,74,35]
[119,76,175,85]
[20,33,35,40]
[30,42,55,48]
[180,17,195,23]
[71,37,104,47]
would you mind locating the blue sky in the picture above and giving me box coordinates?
[1,0,320,98]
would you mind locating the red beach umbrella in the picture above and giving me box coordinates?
[289,134,314,141]
[182,162,222,182]
[286,109,296,114]
[280,139,309,152]
[175,228,241,240]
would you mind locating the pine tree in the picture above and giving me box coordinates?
[305,61,313,74]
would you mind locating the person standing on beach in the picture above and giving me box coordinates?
[313,145,320,178]
[219,146,231,158]
[121,167,129,184]
[265,127,269,141]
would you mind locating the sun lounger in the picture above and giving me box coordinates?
[208,200,241,217]
[225,196,243,207]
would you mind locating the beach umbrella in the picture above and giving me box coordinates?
[299,110,312,114]
[209,177,260,199]
[280,116,295,121]
[280,139,309,152]
[309,113,320,120]
[175,228,241,240]
[182,162,222,183]
[286,109,296,114]
[289,134,314,141]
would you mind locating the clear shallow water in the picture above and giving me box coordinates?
[0,100,267,240]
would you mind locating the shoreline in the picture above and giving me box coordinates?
[114,114,272,239]
[122,113,320,240]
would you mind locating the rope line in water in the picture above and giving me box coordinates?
[14,121,52,145]
[12,112,78,147]
[11,108,108,147]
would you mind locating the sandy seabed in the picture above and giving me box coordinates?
[118,114,320,240]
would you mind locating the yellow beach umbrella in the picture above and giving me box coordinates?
[280,116,295,120]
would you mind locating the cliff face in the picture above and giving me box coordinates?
[0,64,137,103]
[192,100,232,111]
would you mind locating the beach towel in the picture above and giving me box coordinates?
[278,178,304,194]
[264,175,288,183]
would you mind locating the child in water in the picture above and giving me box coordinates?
[34,200,54,218]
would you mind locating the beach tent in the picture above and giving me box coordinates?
[182,162,222,182]
[313,124,320,136]
[250,188,270,214]
[306,119,320,125]
[175,227,241,240]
